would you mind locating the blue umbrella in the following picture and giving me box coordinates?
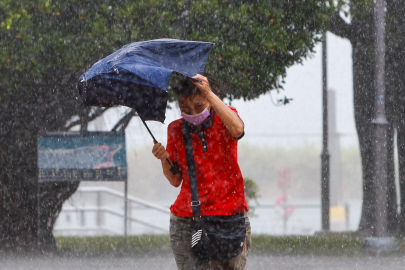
[78,39,213,126]
[78,39,213,174]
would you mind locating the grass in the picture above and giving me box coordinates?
[55,232,405,256]
[56,235,171,255]
[250,234,363,256]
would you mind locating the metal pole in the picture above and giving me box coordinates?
[97,191,102,230]
[37,181,40,250]
[124,179,128,250]
[81,206,85,227]
[128,200,132,235]
[373,0,389,238]
[363,0,398,254]
[321,32,330,231]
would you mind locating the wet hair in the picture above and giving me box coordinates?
[172,76,228,99]
[172,78,201,98]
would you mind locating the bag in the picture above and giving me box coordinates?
[182,120,246,260]
[191,215,246,260]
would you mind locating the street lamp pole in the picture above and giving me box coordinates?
[321,32,330,232]
[363,0,398,254]
[373,0,389,238]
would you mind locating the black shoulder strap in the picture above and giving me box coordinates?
[182,120,201,218]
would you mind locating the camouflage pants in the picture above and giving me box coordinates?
[169,213,251,270]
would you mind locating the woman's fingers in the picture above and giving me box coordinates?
[152,143,161,156]
[156,147,166,160]
[152,143,161,154]
[152,143,167,160]
[193,74,206,81]
[191,74,211,97]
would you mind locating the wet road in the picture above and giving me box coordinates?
[2,254,405,270]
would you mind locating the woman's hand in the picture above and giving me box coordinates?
[190,75,245,138]
[191,74,212,98]
[152,142,169,161]
[153,142,182,187]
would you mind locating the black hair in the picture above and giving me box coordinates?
[172,78,201,98]
[172,76,228,99]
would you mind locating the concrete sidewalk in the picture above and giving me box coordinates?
[2,254,405,270]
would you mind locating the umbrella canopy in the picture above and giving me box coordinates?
[78,39,213,123]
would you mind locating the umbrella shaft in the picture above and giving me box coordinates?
[140,117,180,175]
[140,118,158,143]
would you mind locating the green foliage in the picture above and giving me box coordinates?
[251,234,363,256]
[348,0,375,21]
[0,0,172,84]
[0,0,333,100]
[244,177,259,216]
[56,235,171,254]
[244,177,259,201]
[186,0,330,99]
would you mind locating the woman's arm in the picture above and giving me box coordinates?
[191,74,244,138]
[152,142,182,187]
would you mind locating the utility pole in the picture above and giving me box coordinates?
[363,0,397,254]
[321,32,330,232]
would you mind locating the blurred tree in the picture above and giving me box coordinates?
[244,177,259,203]
[0,0,332,250]
[243,177,259,216]
[329,0,405,236]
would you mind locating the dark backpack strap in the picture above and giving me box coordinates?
[182,120,201,218]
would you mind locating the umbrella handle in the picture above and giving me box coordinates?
[168,158,180,175]
[141,117,179,175]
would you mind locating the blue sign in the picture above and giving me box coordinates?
[37,132,127,182]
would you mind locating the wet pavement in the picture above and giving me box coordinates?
[2,254,405,270]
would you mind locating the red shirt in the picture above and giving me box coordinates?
[166,106,248,217]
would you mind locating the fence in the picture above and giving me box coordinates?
[54,187,356,236]
[54,187,170,236]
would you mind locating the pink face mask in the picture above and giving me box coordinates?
[181,108,210,125]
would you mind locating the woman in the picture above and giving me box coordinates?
[152,74,250,270]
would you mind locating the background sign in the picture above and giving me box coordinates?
[37,132,127,182]
[277,168,291,189]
